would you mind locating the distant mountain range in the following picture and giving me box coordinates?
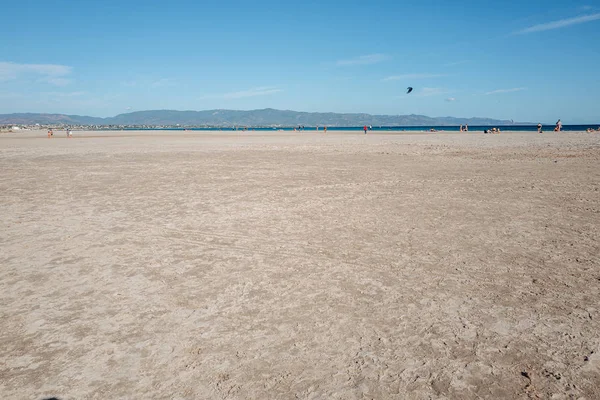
[0,109,528,126]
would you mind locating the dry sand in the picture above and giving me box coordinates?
[1,130,600,399]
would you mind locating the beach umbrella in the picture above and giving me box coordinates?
[406,87,413,94]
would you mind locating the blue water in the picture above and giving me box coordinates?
[121,125,599,132]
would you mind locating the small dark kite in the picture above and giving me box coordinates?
[406,87,413,94]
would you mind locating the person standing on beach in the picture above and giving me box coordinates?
[324,126,327,133]
[364,125,368,134]
[555,119,562,132]
[459,124,463,132]
[537,123,542,133]
[464,124,468,132]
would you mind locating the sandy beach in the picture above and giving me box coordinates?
[1,130,599,399]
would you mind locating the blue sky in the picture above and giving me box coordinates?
[1,0,600,123]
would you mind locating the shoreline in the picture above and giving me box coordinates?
[2,128,599,137]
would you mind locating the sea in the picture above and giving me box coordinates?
[126,125,599,132]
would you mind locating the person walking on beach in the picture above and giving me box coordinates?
[47,129,53,138]
[464,124,468,132]
[459,124,463,132]
[364,125,368,134]
[555,119,562,132]
[537,123,542,133]
[324,126,327,133]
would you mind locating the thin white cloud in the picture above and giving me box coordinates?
[515,13,600,34]
[336,54,389,66]
[222,86,283,99]
[444,60,470,67]
[41,91,85,97]
[121,77,175,88]
[383,73,445,81]
[151,78,175,88]
[445,97,457,102]
[485,87,526,95]
[45,78,72,86]
[0,61,72,85]
[418,87,448,97]
[0,92,26,99]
